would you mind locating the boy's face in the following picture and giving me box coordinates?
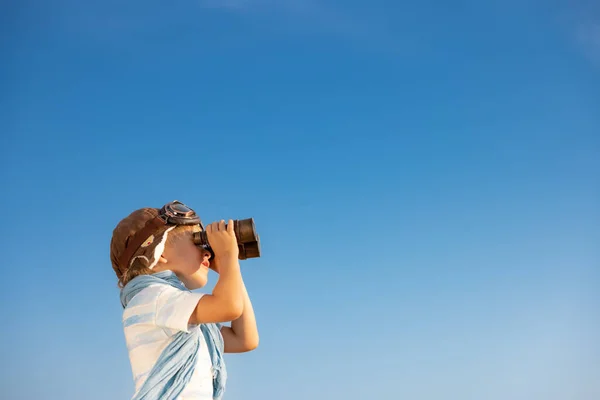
[156,230,212,289]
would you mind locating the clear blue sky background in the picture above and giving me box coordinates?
[1,1,599,399]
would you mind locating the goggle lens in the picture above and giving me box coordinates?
[171,202,195,216]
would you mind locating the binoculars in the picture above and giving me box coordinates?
[193,218,261,260]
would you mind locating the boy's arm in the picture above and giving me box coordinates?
[220,279,259,353]
[189,254,244,324]
[190,221,245,324]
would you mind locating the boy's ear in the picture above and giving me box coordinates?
[158,255,168,264]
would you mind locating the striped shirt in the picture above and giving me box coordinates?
[123,283,214,399]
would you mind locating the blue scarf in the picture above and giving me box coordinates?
[120,271,227,400]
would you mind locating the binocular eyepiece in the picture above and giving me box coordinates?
[192,218,261,260]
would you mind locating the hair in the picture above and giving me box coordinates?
[110,207,197,288]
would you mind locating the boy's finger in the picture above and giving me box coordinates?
[227,219,234,233]
[219,220,226,231]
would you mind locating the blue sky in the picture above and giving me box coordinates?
[1,1,599,399]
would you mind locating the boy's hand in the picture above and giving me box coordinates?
[206,220,239,261]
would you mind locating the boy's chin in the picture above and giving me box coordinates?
[182,270,208,289]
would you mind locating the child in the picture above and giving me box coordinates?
[110,200,259,400]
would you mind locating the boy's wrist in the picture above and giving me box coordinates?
[214,253,240,272]
[210,257,237,274]
[215,252,239,262]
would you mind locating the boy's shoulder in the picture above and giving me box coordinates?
[123,281,206,334]
[124,283,169,307]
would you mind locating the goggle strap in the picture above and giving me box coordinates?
[118,216,167,275]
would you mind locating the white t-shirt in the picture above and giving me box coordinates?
[122,284,214,400]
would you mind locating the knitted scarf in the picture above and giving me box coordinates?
[120,271,227,400]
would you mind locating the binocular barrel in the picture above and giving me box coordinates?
[192,218,261,260]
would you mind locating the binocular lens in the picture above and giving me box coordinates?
[234,218,258,244]
[239,238,260,260]
[192,218,261,260]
